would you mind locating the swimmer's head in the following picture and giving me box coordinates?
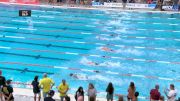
[70,73,73,77]
[95,63,99,65]
[94,70,100,73]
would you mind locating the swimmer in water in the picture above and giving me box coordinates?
[87,62,99,66]
[94,70,100,73]
[70,73,79,79]
[69,73,88,80]
[100,47,114,52]
[21,68,28,73]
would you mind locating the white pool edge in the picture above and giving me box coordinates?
[14,87,107,101]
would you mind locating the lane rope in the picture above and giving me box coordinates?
[0,61,180,82]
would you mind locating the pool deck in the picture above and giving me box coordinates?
[14,88,107,101]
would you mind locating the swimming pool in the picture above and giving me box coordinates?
[0,3,179,100]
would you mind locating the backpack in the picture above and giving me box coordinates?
[65,96,70,101]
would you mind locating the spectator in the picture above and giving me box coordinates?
[178,0,180,11]
[0,70,6,101]
[164,84,177,101]
[150,84,161,101]
[2,80,14,101]
[122,0,127,9]
[44,90,55,101]
[133,92,139,101]
[127,82,136,101]
[77,96,84,101]
[129,0,135,3]
[31,76,41,101]
[106,82,114,101]
[39,73,54,98]
[58,79,69,101]
[75,86,84,101]
[87,83,97,101]
[118,95,124,101]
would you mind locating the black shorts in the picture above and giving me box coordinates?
[33,89,40,94]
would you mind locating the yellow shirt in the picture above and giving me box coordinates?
[58,83,69,96]
[39,77,54,93]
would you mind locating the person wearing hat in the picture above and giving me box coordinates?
[2,79,14,101]
[0,70,6,101]
[44,90,55,101]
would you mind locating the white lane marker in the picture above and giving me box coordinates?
[154,48,166,50]
[0,26,17,29]
[73,41,86,44]
[172,31,180,33]
[106,71,119,75]
[154,30,164,32]
[85,25,96,28]
[169,24,178,26]
[19,28,37,30]
[167,18,176,19]
[153,23,162,24]
[154,38,165,40]
[157,61,171,64]
[133,59,146,62]
[134,46,145,49]
[111,56,121,59]
[89,54,101,57]
[114,45,125,48]
[0,46,11,49]
[158,77,173,81]
[5,36,25,39]
[131,74,146,78]
[65,52,79,55]
[12,20,26,22]
[33,21,47,24]
[31,15,38,17]
[54,66,68,69]
[39,16,54,18]
[81,69,94,72]
[137,28,147,30]
[95,43,106,45]
[81,32,92,35]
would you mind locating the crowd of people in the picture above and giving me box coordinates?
[0,70,179,101]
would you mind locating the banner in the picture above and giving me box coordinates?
[102,2,155,9]
[0,0,39,4]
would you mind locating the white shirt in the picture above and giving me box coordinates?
[167,89,177,101]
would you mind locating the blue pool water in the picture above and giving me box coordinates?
[0,3,180,100]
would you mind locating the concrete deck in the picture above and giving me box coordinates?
[14,88,108,101]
